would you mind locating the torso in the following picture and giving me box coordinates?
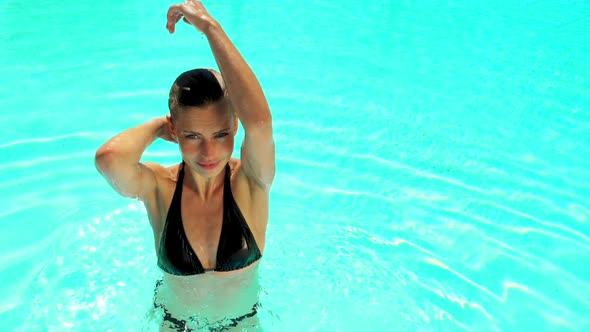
[142,158,268,272]
[138,158,268,322]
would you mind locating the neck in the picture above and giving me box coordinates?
[183,164,226,200]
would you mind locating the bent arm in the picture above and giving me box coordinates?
[95,117,167,199]
[203,21,275,190]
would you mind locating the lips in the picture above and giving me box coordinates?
[197,161,220,170]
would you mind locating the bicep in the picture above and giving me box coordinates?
[95,152,158,200]
[240,125,275,190]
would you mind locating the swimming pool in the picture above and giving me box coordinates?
[1,0,589,330]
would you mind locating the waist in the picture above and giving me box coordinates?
[154,265,262,321]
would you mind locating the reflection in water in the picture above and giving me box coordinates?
[150,265,263,331]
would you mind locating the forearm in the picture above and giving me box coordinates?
[203,21,271,130]
[96,117,166,165]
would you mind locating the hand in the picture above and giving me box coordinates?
[166,0,216,34]
[157,116,176,143]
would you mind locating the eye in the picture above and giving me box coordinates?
[185,134,200,140]
[215,133,229,139]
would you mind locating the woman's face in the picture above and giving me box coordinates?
[171,101,237,178]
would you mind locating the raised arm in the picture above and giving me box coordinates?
[166,0,275,190]
[95,116,171,200]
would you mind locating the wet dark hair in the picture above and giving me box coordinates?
[168,68,227,122]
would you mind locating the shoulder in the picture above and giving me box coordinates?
[228,158,255,190]
[228,158,241,175]
[144,162,180,180]
[229,158,269,248]
[229,157,269,204]
[139,162,181,200]
[139,162,181,220]
[229,157,270,206]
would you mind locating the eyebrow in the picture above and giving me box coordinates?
[181,128,231,135]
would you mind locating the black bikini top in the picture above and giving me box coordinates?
[157,162,262,275]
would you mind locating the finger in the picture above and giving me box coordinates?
[173,13,183,29]
[166,6,178,24]
[166,4,183,22]
[166,5,184,32]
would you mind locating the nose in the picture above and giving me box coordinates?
[201,139,215,158]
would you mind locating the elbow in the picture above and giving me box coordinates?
[256,111,272,127]
[94,145,115,175]
[245,114,273,133]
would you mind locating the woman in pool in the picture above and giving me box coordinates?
[95,0,274,330]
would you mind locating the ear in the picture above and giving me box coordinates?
[232,115,238,135]
[166,114,178,142]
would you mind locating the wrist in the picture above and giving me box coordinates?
[152,116,168,137]
[201,17,221,37]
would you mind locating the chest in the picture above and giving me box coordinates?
[179,190,225,268]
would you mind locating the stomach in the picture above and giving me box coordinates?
[153,263,262,324]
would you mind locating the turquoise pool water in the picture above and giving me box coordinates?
[1,0,589,330]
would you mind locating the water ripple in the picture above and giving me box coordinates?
[0,132,104,149]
